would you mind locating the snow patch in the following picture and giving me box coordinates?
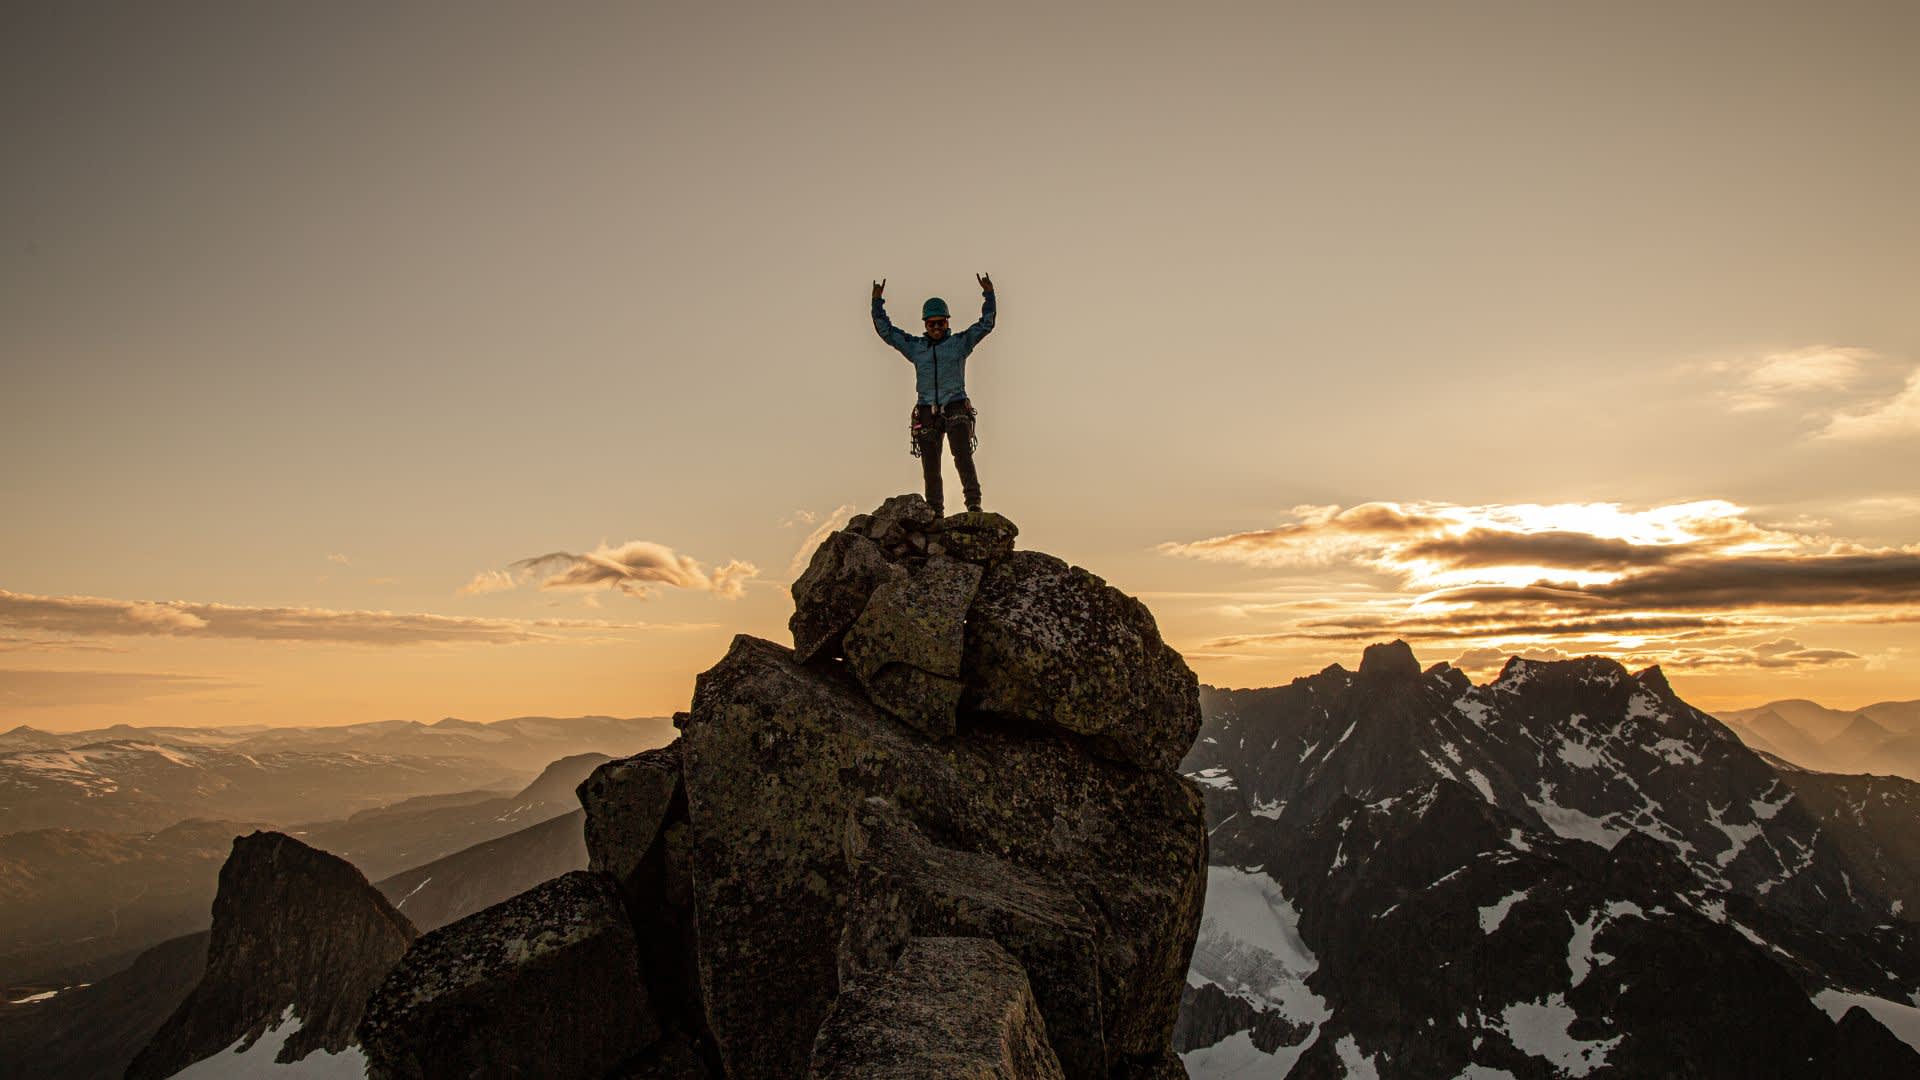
[1334,1034,1382,1078]
[1706,800,1761,869]
[1454,697,1491,724]
[1479,889,1530,934]
[393,877,433,910]
[1526,790,1626,848]
[1463,768,1495,803]
[1498,994,1621,1077]
[1814,989,1920,1056]
[1190,768,1237,791]
[1555,738,1603,770]
[1182,1027,1319,1079]
[1650,737,1702,765]
[170,1005,369,1077]
[1186,867,1331,1030]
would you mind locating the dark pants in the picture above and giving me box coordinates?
[915,402,980,514]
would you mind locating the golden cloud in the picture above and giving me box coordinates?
[1164,499,1915,674]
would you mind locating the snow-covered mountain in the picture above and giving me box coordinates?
[0,740,526,833]
[1178,642,1920,1078]
[0,716,673,835]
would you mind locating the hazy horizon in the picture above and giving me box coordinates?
[6,2,1917,733]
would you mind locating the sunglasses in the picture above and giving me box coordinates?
[925,319,950,328]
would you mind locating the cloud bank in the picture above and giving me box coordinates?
[1162,499,1916,674]
[0,589,705,646]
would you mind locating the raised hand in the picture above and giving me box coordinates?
[976,272,993,293]
[872,278,886,300]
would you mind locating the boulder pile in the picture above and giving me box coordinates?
[359,495,1209,1079]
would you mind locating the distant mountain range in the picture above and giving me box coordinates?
[1178,642,1920,1076]
[0,714,675,833]
[1715,698,1920,779]
[0,751,615,990]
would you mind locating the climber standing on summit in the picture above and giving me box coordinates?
[871,274,996,517]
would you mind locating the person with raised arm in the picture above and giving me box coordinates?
[870,273,996,516]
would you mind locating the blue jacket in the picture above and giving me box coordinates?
[872,291,996,406]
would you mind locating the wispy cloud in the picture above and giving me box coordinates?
[0,668,250,708]
[1714,346,1876,412]
[0,589,709,646]
[326,553,352,566]
[463,539,760,601]
[1818,367,1920,441]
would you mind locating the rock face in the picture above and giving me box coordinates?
[358,870,654,1078]
[126,831,415,1078]
[809,936,1066,1080]
[350,495,1206,1079]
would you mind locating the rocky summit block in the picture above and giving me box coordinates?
[682,634,1207,1080]
[358,870,653,1079]
[843,554,983,738]
[579,742,683,888]
[935,511,1019,563]
[787,496,1200,771]
[790,529,907,664]
[965,551,1201,771]
[808,936,1066,1080]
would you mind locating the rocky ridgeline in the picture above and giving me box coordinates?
[356,495,1209,1079]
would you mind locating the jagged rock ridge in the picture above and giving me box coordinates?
[1177,641,1920,1078]
[358,495,1210,1079]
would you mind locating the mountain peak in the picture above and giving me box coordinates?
[127,831,415,1078]
[1634,663,1674,696]
[1358,639,1420,680]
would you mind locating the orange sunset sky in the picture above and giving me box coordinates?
[5,2,1918,731]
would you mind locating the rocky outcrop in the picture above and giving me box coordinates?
[352,494,1206,1079]
[358,870,653,1078]
[684,634,1204,1079]
[126,831,415,1078]
[808,936,1066,1079]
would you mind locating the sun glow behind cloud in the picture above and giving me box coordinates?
[1160,500,1918,678]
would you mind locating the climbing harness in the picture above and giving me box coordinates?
[908,400,978,458]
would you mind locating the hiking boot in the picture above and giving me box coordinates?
[965,503,983,514]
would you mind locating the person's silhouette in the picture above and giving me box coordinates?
[870,273,996,515]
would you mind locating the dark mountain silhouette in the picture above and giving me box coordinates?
[291,751,612,880]
[125,832,415,1077]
